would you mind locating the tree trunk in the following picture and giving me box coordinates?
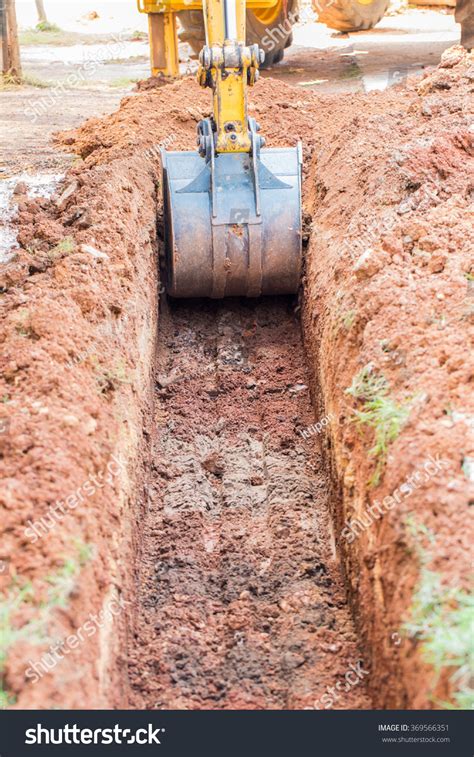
[35,0,47,24]
[1,0,22,80]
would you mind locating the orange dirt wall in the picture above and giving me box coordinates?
[301,48,473,708]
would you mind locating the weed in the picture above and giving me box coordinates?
[23,75,51,89]
[0,543,93,706]
[130,29,148,40]
[340,62,362,80]
[341,310,356,331]
[0,583,36,671]
[0,73,50,89]
[0,688,16,710]
[36,21,61,32]
[14,308,35,339]
[402,518,474,709]
[94,358,132,394]
[0,73,22,89]
[47,237,76,260]
[346,364,411,486]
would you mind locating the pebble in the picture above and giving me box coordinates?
[62,414,80,427]
[353,248,385,280]
[289,382,308,393]
[80,244,109,261]
[322,642,342,654]
[13,181,28,195]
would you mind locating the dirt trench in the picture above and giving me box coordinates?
[1,48,472,711]
[127,298,370,710]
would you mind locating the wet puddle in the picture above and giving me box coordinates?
[0,174,63,263]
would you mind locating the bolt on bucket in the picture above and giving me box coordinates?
[161,142,302,298]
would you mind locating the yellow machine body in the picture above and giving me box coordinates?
[137,0,279,76]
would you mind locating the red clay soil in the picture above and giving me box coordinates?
[0,48,471,709]
[0,125,160,708]
[302,46,474,708]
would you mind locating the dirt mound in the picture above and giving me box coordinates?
[302,46,474,708]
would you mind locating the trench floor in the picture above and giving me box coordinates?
[127,297,370,709]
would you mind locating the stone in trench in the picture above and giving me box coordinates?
[202,452,225,476]
[55,181,79,211]
[353,248,388,280]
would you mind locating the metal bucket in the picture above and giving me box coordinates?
[161,143,302,298]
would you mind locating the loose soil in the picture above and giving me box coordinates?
[0,47,472,710]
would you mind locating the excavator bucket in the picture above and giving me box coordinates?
[162,140,302,298]
[159,0,302,299]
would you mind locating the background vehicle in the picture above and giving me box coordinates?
[138,0,392,75]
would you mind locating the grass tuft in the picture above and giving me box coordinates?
[35,21,61,32]
[0,543,93,707]
[47,236,76,260]
[346,364,411,486]
[402,518,474,709]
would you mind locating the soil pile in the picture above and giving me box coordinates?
[302,46,474,707]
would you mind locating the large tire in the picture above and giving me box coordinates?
[316,0,390,32]
[178,0,295,67]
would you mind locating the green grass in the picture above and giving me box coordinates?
[0,543,93,707]
[19,28,142,47]
[47,236,76,260]
[402,518,474,709]
[346,364,411,486]
[108,77,140,88]
[35,21,61,33]
[19,27,77,46]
